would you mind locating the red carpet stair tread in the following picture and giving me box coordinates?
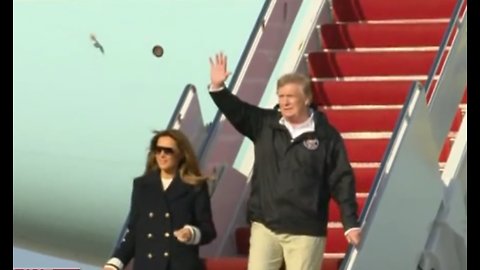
[204,257,343,270]
[323,109,400,132]
[344,136,456,163]
[331,0,457,21]
[234,227,349,255]
[329,197,367,223]
[307,51,445,77]
[353,167,377,193]
[313,82,467,106]
[313,81,415,106]
[320,22,450,49]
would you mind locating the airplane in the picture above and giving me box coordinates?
[13,0,264,267]
[13,0,467,269]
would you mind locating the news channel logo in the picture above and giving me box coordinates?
[14,268,81,270]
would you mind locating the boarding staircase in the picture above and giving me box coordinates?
[223,0,466,269]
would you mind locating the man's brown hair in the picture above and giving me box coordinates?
[277,73,312,105]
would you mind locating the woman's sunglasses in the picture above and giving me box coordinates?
[154,146,176,155]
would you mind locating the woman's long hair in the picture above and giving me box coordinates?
[144,129,208,185]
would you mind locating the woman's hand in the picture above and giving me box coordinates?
[174,226,193,243]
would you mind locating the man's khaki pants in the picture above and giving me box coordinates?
[247,222,326,270]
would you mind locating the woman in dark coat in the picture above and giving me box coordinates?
[103,129,217,270]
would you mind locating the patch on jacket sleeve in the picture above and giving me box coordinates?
[303,138,319,150]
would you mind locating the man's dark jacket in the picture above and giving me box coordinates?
[210,88,359,236]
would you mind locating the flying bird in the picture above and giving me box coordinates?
[90,33,105,54]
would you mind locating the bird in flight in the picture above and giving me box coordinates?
[90,33,105,54]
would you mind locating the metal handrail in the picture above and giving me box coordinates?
[196,0,274,162]
[424,0,466,99]
[167,83,196,129]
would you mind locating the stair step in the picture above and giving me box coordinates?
[307,51,444,77]
[439,137,454,163]
[325,227,350,253]
[235,227,250,256]
[351,156,456,193]
[323,106,463,133]
[312,80,412,106]
[203,257,343,270]
[235,226,350,256]
[320,22,449,49]
[312,81,467,106]
[344,138,390,162]
[324,109,400,132]
[353,166,378,193]
[332,0,457,21]
[345,136,457,165]
[329,196,367,222]
[204,257,247,270]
